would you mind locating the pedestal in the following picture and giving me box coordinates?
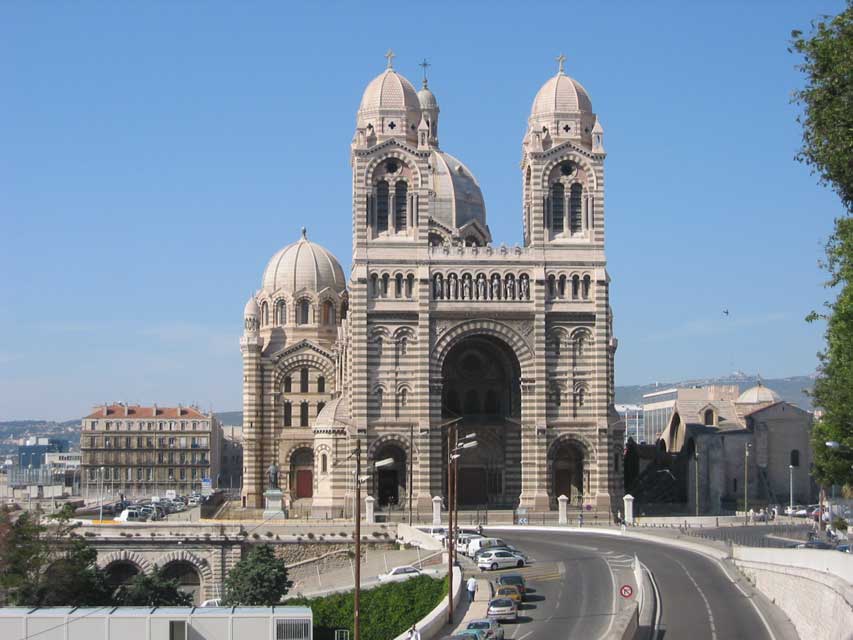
[365,496,375,524]
[263,489,285,520]
[558,494,569,525]
[432,496,442,525]
[623,494,635,525]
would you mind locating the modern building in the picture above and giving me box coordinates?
[44,452,82,468]
[616,404,645,443]
[220,425,243,490]
[80,404,222,499]
[654,383,817,510]
[240,56,623,516]
[18,437,70,468]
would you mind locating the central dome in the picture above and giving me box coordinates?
[358,68,421,114]
[736,383,782,405]
[530,72,593,117]
[261,229,346,295]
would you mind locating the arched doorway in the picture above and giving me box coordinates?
[374,443,406,508]
[551,439,586,505]
[441,335,522,508]
[162,561,202,604]
[290,448,314,500]
[105,560,140,590]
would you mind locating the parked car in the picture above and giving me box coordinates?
[494,585,522,603]
[474,545,527,562]
[456,533,484,555]
[478,550,525,571]
[420,526,447,541]
[378,565,423,583]
[115,508,147,523]
[795,541,835,550]
[467,537,508,557]
[465,618,504,640]
[496,574,526,598]
[486,597,518,622]
[444,631,487,640]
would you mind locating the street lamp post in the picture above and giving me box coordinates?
[789,464,794,517]
[408,423,415,527]
[98,466,105,521]
[694,442,700,517]
[744,443,751,525]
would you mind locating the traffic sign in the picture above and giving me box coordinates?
[620,584,634,598]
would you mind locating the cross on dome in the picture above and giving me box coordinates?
[556,53,566,75]
[419,58,431,87]
[385,49,395,69]
[301,226,307,239]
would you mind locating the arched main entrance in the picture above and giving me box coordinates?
[551,439,586,506]
[289,447,314,499]
[162,561,202,605]
[442,334,522,508]
[105,560,140,590]
[374,443,406,508]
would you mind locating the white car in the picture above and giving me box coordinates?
[378,565,423,583]
[456,533,484,555]
[477,550,525,571]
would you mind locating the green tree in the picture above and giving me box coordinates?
[223,544,291,606]
[115,565,193,607]
[0,507,112,606]
[793,3,853,488]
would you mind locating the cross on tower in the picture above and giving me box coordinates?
[385,49,395,69]
[556,53,566,74]
[419,58,431,87]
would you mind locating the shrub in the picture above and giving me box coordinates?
[290,575,446,640]
[252,533,260,540]
[833,516,848,531]
[307,532,315,540]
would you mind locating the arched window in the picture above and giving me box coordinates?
[370,273,380,297]
[547,274,556,299]
[376,181,389,233]
[297,300,310,325]
[790,449,800,467]
[317,376,325,393]
[552,387,562,407]
[572,275,580,300]
[375,388,384,414]
[321,454,328,473]
[703,409,715,426]
[300,368,309,393]
[552,334,561,356]
[551,183,565,234]
[283,402,292,427]
[299,401,309,427]
[274,299,286,325]
[406,274,415,298]
[570,183,583,234]
[399,336,408,359]
[558,275,567,298]
[261,301,269,326]
[395,273,403,298]
[382,274,390,297]
[394,181,408,231]
[283,376,292,393]
[577,387,586,407]
[322,301,335,325]
[582,275,591,300]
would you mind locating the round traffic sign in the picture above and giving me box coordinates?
[620,584,634,598]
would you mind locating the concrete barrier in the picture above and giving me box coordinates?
[391,566,462,640]
[396,523,444,551]
[732,546,853,640]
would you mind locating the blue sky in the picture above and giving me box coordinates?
[0,1,845,420]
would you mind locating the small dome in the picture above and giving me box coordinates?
[418,85,438,110]
[737,384,782,404]
[262,228,346,295]
[243,295,259,317]
[530,72,593,118]
[315,394,351,427]
[431,150,487,232]
[358,69,421,114]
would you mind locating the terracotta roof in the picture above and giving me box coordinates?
[84,404,209,420]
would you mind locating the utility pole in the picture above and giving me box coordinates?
[408,423,414,526]
[789,464,794,517]
[354,438,362,640]
[446,420,455,625]
[694,442,699,517]
[744,443,750,525]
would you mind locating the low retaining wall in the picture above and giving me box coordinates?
[396,523,444,551]
[732,547,853,640]
[391,566,461,640]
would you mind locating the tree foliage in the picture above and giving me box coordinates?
[114,565,193,607]
[0,506,113,606]
[223,544,292,606]
[793,3,853,488]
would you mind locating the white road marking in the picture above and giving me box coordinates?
[516,632,533,640]
[712,557,776,640]
[675,558,718,640]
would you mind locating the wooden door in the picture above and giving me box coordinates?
[458,468,488,506]
[296,469,313,498]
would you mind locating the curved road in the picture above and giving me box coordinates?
[476,529,780,639]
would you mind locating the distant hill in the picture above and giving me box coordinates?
[615,373,815,410]
[215,411,243,426]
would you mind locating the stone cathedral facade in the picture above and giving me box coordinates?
[241,57,624,516]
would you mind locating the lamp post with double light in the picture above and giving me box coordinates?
[744,442,751,525]
[446,426,477,625]
[789,464,794,517]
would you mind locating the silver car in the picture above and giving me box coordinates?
[466,617,505,639]
[477,550,525,571]
[486,598,518,623]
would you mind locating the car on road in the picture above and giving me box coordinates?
[486,597,518,623]
[456,533,484,555]
[115,508,147,522]
[378,565,423,583]
[474,545,528,563]
[494,585,522,603]
[478,550,525,571]
[836,544,851,553]
[467,537,508,557]
[795,541,835,549]
[496,574,526,598]
[443,631,487,640]
[465,618,504,639]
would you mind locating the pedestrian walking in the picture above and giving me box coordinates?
[407,624,421,640]
[466,576,478,603]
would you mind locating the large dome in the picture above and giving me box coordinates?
[358,68,420,114]
[261,229,346,295]
[431,150,487,232]
[736,383,782,404]
[530,72,593,118]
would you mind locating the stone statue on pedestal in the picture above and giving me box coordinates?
[267,462,279,490]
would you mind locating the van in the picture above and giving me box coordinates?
[466,537,506,557]
[115,508,147,523]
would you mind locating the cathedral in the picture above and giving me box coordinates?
[240,54,624,516]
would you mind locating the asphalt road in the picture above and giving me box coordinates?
[483,529,777,640]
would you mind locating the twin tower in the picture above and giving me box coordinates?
[241,54,622,517]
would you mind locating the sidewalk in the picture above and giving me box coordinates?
[450,577,493,634]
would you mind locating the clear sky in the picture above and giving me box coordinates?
[0,1,846,420]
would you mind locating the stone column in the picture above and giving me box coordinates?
[558,494,569,525]
[365,495,375,524]
[432,495,442,525]
[623,494,635,525]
